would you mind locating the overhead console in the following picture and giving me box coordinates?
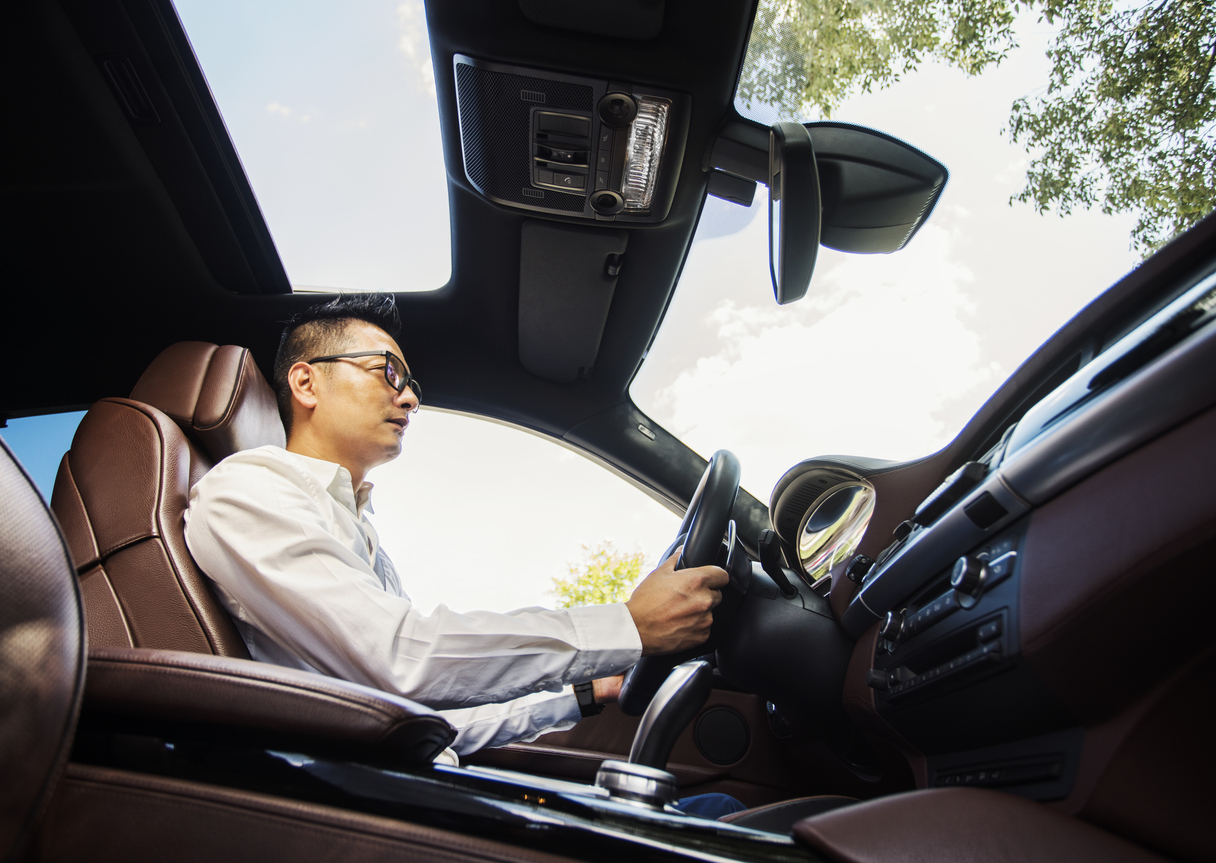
[453,56,689,222]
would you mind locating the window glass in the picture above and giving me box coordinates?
[631,8,1144,502]
[0,411,87,502]
[172,0,451,293]
[369,410,681,614]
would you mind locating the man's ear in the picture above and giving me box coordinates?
[288,361,320,411]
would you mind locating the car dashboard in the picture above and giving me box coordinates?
[763,266,1216,833]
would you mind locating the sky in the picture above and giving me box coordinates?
[1,2,1152,613]
[170,0,451,292]
[630,8,1142,499]
[0,411,88,503]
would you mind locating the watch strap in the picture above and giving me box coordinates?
[573,680,603,717]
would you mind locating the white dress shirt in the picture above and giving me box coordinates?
[183,445,642,756]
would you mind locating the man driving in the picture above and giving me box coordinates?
[184,294,730,759]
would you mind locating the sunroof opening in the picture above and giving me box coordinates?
[172,0,450,293]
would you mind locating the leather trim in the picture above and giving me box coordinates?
[129,341,217,426]
[67,401,165,559]
[792,788,1169,863]
[1080,649,1216,863]
[49,454,100,571]
[101,540,215,654]
[84,647,455,767]
[193,344,246,429]
[56,398,248,657]
[719,795,857,831]
[0,437,86,862]
[1021,403,1216,723]
[39,764,571,863]
[129,342,285,462]
[77,566,134,649]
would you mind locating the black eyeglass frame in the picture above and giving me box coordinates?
[306,350,421,402]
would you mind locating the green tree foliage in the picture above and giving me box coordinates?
[737,0,1216,253]
[549,542,645,608]
[1009,0,1216,252]
[737,0,1019,118]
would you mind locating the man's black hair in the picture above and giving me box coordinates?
[273,294,402,435]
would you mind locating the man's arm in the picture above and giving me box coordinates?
[439,672,623,756]
[439,689,579,755]
[186,451,725,710]
[184,452,639,708]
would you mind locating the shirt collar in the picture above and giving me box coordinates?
[286,450,376,517]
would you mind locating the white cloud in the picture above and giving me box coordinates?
[265,101,317,123]
[397,0,435,96]
[652,225,1002,499]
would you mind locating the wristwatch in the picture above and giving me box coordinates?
[573,680,603,717]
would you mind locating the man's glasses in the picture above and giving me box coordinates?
[307,351,421,403]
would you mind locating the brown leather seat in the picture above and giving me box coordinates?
[0,436,84,861]
[51,342,286,657]
[0,423,496,862]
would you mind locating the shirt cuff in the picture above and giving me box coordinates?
[564,602,643,683]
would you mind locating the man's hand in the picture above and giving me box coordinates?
[625,551,729,656]
[592,674,623,704]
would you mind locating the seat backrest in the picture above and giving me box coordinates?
[51,342,285,658]
[0,437,84,861]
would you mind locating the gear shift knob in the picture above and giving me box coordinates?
[628,660,713,768]
[596,660,713,808]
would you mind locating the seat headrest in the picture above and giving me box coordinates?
[130,342,286,462]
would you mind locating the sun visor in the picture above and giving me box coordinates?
[518,220,628,382]
[708,121,947,254]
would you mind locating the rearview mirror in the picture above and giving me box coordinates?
[768,122,821,305]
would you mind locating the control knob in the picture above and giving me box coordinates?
[879,610,904,641]
[865,670,889,691]
[846,554,874,584]
[951,555,991,598]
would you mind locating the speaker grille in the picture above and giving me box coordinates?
[694,706,751,765]
[455,63,592,213]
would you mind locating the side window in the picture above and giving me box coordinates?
[369,410,681,614]
[0,411,87,502]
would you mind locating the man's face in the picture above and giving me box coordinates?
[308,320,419,475]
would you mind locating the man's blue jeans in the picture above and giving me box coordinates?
[673,793,747,819]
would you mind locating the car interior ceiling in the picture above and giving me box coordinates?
[10,0,1214,533]
[8,0,761,519]
[5,0,1216,861]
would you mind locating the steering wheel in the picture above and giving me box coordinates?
[617,450,742,715]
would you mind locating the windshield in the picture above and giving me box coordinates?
[631,5,1162,501]
[172,0,450,293]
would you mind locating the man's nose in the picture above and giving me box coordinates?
[395,385,420,413]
